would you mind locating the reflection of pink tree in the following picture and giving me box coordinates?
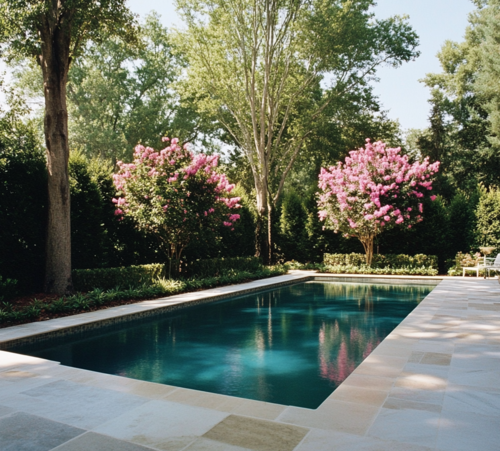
[317,322,380,384]
[318,140,440,265]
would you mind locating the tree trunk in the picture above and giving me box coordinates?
[254,179,269,264]
[40,22,73,294]
[268,202,273,265]
[360,236,374,266]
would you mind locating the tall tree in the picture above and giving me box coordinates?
[176,0,419,262]
[0,0,135,294]
[420,0,500,192]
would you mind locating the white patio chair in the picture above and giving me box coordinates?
[483,253,500,279]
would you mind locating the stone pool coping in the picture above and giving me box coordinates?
[1,274,499,450]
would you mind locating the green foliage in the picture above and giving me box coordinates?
[0,276,18,302]
[277,191,309,262]
[0,265,288,325]
[323,253,438,270]
[0,97,47,292]
[320,265,438,276]
[447,251,483,276]
[475,186,500,249]
[72,264,166,291]
[182,257,262,278]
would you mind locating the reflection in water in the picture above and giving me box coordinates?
[13,281,434,409]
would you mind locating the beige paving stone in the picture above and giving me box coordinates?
[370,344,413,359]
[125,380,178,399]
[447,367,500,390]
[420,352,452,366]
[367,407,440,448]
[388,385,446,406]
[51,432,155,451]
[184,437,252,450]
[340,373,394,392]
[203,414,308,451]
[383,396,442,413]
[325,384,389,408]
[231,399,285,420]
[278,401,380,436]
[436,409,500,451]
[442,385,500,416]
[93,400,227,451]
[165,388,243,412]
[295,428,434,451]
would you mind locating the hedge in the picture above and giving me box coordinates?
[0,266,288,325]
[181,256,262,278]
[320,264,438,276]
[72,264,166,291]
[72,257,264,291]
[323,253,438,270]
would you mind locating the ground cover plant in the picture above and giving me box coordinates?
[0,265,287,328]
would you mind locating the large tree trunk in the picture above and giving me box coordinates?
[360,235,375,267]
[40,21,73,294]
[254,178,269,263]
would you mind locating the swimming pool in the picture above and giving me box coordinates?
[11,281,435,409]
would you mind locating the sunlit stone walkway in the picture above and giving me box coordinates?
[0,275,499,450]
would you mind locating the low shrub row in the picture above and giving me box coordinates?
[72,257,263,291]
[0,266,287,325]
[320,264,439,276]
[323,253,438,270]
[181,256,262,278]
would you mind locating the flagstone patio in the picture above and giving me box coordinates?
[0,274,499,451]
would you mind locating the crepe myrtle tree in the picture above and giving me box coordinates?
[113,138,241,276]
[318,139,440,266]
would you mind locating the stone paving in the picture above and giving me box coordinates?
[0,274,499,450]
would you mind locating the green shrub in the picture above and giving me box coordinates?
[72,264,166,291]
[182,256,263,278]
[0,266,288,325]
[475,186,500,249]
[0,276,18,302]
[323,253,438,270]
[320,264,438,276]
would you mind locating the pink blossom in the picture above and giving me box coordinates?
[430,195,437,201]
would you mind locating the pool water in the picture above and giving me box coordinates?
[13,282,434,408]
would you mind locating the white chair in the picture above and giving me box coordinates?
[483,253,500,279]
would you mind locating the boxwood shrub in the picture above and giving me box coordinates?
[323,253,438,270]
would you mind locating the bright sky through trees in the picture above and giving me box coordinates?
[125,0,475,131]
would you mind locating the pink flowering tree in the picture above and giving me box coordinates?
[318,139,440,266]
[113,137,241,276]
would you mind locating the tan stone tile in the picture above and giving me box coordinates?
[340,373,394,392]
[278,401,380,436]
[125,381,177,399]
[420,352,452,366]
[408,351,424,363]
[383,396,441,413]
[231,399,285,420]
[371,345,413,359]
[203,415,308,451]
[325,384,388,408]
[388,386,445,406]
[395,373,447,391]
[164,388,242,412]
[0,370,37,381]
[184,437,251,451]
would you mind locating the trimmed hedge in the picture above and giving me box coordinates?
[323,253,438,270]
[0,266,288,325]
[321,264,438,276]
[72,264,166,291]
[72,257,264,291]
[182,256,262,278]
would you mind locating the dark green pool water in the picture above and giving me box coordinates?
[14,282,434,408]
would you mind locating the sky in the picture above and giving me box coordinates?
[0,0,476,132]
[125,0,476,131]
